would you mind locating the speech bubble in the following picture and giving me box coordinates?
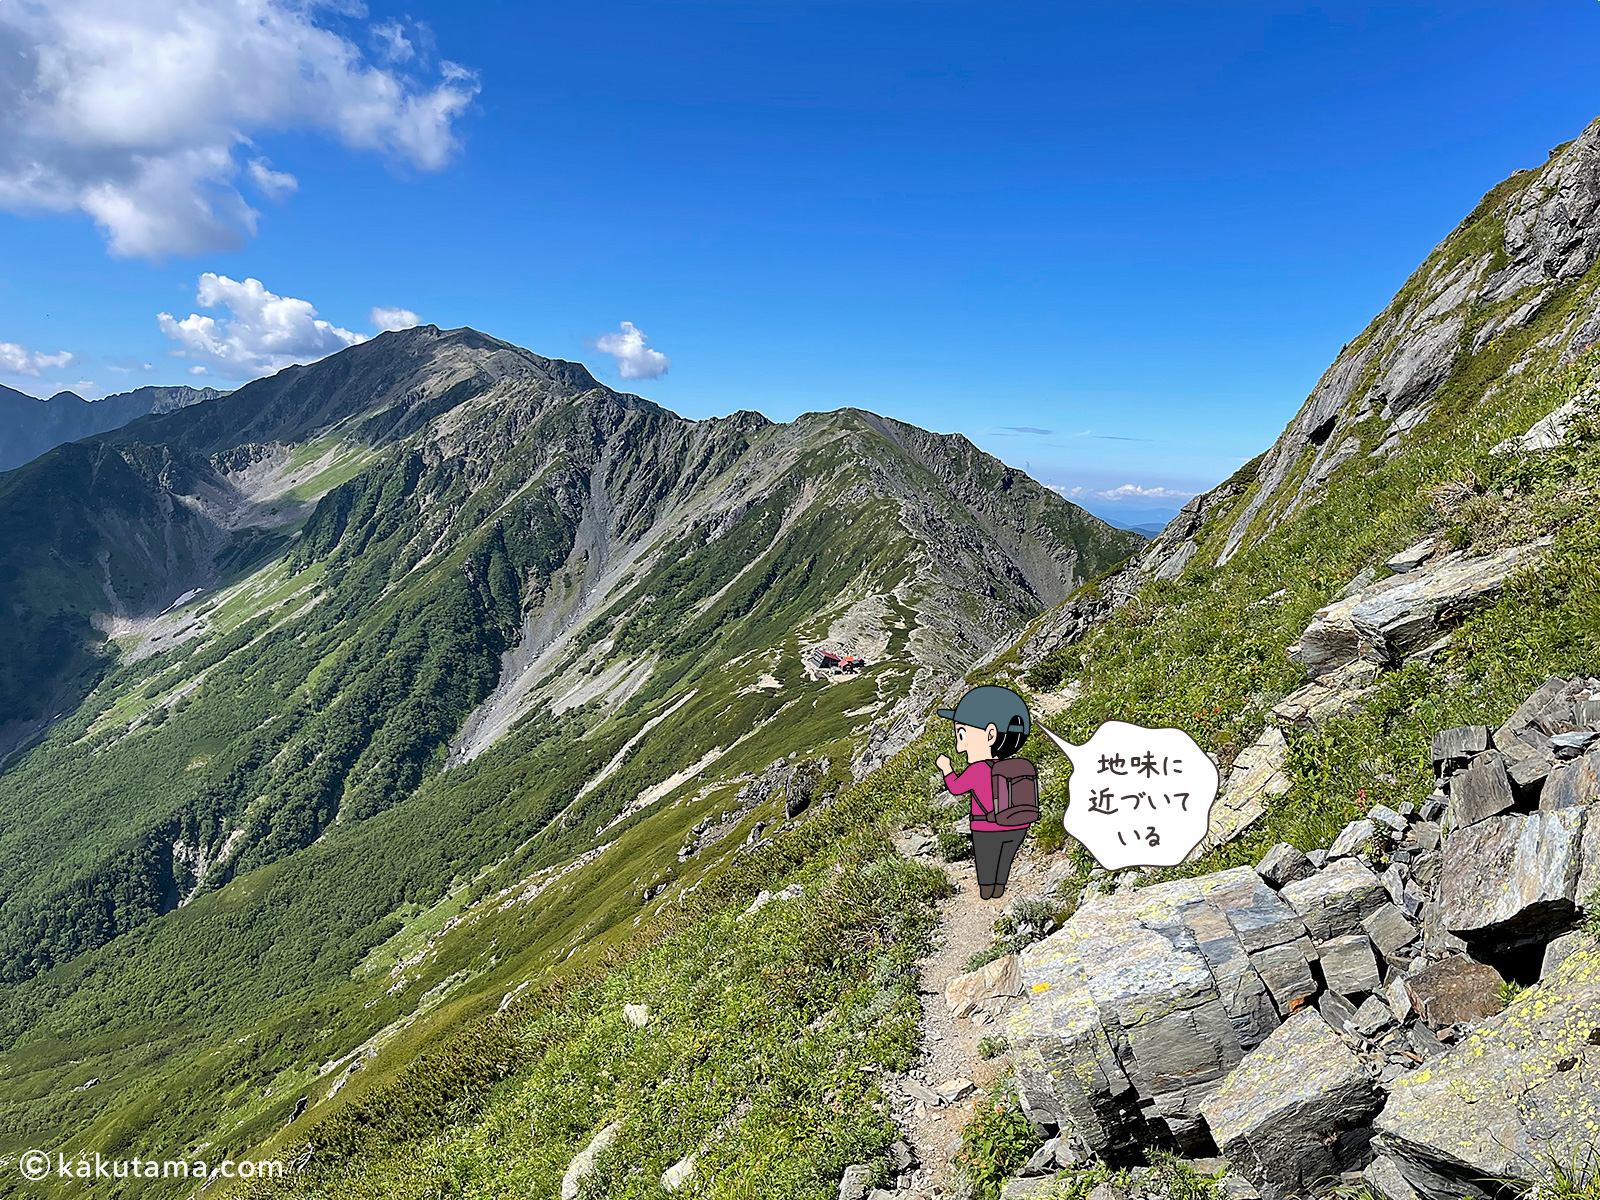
[1038,720,1220,869]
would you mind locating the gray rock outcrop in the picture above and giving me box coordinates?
[1372,946,1600,1200]
[1200,1009,1383,1200]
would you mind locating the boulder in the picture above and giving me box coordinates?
[1354,544,1546,665]
[1430,725,1491,765]
[1373,945,1600,1200]
[1317,989,1358,1033]
[1402,956,1505,1027]
[1249,941,1318,1016]
[1541,750,1600,810]
[1280,858,1389,941]
[1438,808,1588,943]
[1256,842,1316,888]
[1288,547,1543,682]
[1188,727,1290,859]
[662,1155,697,1192]
[1445,755,1515,827]
[1540,930,1591,979]
[1350,994,1395,1038]
[1368,804,1407,833]
[838,1163,871,1200]
[1018,1137,1060,1176]
[1328,819,1377,859]
[1494,675,1580,749]
[1200,1009,1383,1200]
[1362,903,1420,959]
[1006,870,1283,1157]
[946,953,1024,1018]
[1320,934,1382,996]
[936,1077,976,1103]
[561,1122,622,1200]
[1550,730,1600,759]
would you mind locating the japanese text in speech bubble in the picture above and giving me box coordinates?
[1039,720,1219,869]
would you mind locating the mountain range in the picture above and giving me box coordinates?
[2,114,1599,1200]
[0,382,222,473]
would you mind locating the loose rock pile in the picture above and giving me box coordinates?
[1000,675,1600,1200]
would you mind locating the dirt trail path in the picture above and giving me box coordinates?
[895,840,1053,1194]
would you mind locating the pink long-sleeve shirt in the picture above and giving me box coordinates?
[944,760,1030,832]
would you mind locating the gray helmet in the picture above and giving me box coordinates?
[937,685,1030,738]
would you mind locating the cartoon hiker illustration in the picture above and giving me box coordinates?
[935,685,1040,900]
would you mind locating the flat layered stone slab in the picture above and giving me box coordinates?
[1446,755,1515,827]
[1541,750,1600,810]
[1187,729,1291,860]
[1280,857,1389,941]
[1201,1009,1383,1200]
[1438,809,1587,941]
[1373,946,1600,1200]
[1196,867,1308,953]
[1430,725,1490,764]
[1362,902,1420,958]
[1320,934,1382,997]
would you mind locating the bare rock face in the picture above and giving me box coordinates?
[1438,808,1588,944]
[1286,544,1546,681]
[1373,946,1600,1200]
[1200,1009,1383,1200]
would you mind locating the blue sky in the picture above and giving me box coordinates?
[2,1,1599,523]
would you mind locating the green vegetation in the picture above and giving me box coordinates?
[954,1085,1041,1200]
[976,1035,1009,1060]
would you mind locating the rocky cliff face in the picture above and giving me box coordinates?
[1009,116,1600,674]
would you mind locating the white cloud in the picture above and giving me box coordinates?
[158,273,365,379]
[372,21,415,64]
[0,1,479,259]
[0,340,74,376]
[247,158,298,200]
[371,305,421,333]
[188,364,209,375]
[595,321,670,381]
[1054,483,1197,502]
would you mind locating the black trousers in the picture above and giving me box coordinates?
[972,828,1027,888]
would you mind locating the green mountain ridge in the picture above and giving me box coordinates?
[149,113,1600,1200]
[0,327,1137,1192]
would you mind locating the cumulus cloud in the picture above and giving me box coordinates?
[158,273,365,379]
[371,305,421,333]
[0,1,479,259]
[0,340,74,376]
[1054,483,1197,502]
[595,321,670,381]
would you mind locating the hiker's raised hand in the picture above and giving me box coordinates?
[936,754,952,776]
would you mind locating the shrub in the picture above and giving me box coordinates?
[955,1089,1042,1200]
